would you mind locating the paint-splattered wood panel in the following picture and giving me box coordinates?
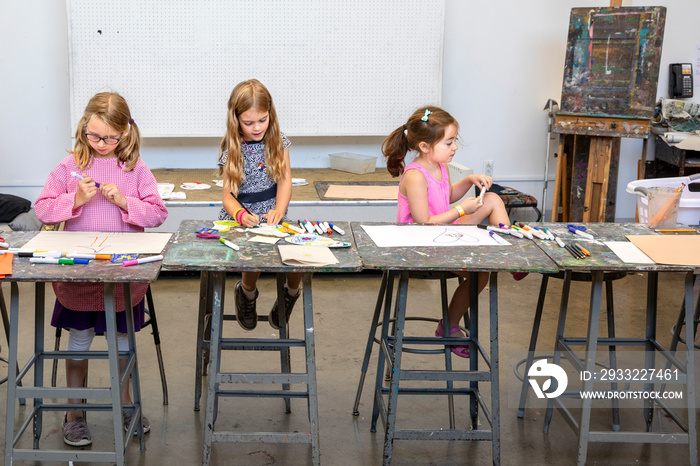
[350,223,558,274]
[162,220,362,273]
[560,7,666,120]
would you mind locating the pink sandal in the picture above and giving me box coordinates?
[435,319,470,358]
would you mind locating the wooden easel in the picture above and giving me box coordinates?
[550,3,665,222]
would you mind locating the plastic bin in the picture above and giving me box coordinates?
[329,152,377,174]
[626,175,700,226]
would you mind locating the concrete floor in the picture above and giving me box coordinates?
[1,270,698,465]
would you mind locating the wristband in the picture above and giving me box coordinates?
[237,209,245,224]
[233,208,244,222]
[454,205,465,217]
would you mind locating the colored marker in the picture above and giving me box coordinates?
[30,258,89,265]
[512,226,533,239]
[303,219,315,234]
[312,221,324,235]
[282,222,304,234]
[329,223,345,235]
[219,238,239,251]
[575,243,591,256]
[65,253,112,260]
[479,185,486,203]
[322,221,333,235]
[554,236,565,248]
[122,254,164,267]
[70,171,100,187]
[542,227,555,240]
[568,226,594,240]
[0,242,8,249]
[502,226,524,238]
[489,231,509,245]
[0,249,33,255]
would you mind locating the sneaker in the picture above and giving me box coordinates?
[269,286,301,329]
[123,407,151,434]
[235,281,258,330]
[63,414,92,447]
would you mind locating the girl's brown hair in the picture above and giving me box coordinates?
[72,92,140,171]
[382,105,458,177]
[218,79,285,193]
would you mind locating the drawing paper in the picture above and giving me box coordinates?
[21,231,172,255]
[278,245,338,266]
[361,224,501,247]
[627,234,700,266]
[604,241,655,264]
[248,235,280,244]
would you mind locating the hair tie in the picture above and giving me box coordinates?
[402,124,407,131]
[421,109,432,122]
[129,118,135,125]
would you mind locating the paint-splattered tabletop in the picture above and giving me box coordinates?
[0,231,161,283]
[162,220,362,273]
[351,223,559,274]
[530,222,698,272]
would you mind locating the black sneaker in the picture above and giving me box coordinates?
[269,286,301,329]
[235,281,258,330]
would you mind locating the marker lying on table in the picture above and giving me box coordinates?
[328,223,345,235]
[554,236,566,248]
[489,231,509,245]
[0,242,8,249]
[654,229,697,233]
[66,253,112,260]
[219,237,239,251]
[70,171,100,187]
[122,254,164,267]
[574,243,591,256]
[568,226,594,240]
[30,257,89,265]
[282,222,304,234]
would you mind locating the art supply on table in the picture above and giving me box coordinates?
[196,231,221,239]
[489,231,510,245]
[329,223,345,235]
[564,244,583,259]
[278,244,338,266]
[219,237,240,251]
[512,225,534,240]
[248,235,280,244]
[122,254,164,267]
[568,226,594,240]
[70,171,100,187]
[284,233,350,248]
[654,229,697,233]
[30,257,89,265]
[575,243,591,256]
[0,242,8,249]
[66,253,112,260]
[647,184,685,229]
[282,222,305,234]
[554,236,566,248]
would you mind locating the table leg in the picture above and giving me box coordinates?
[195,271,210,411]
[382,271,408,466]
[302,272,321,465]
[682,272,698,465]
[469,272,479,429]
[372,271,395,433]
[103,282,126,465]
[643,272,658,431]
[4,282,21,466]
[576,270,604,466]
[489,272,501,465]
[202,271,226,466]
[32,283,45,448]
[545,270,572,433]
[277,273,292,413]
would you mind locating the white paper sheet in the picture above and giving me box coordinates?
[604,241,655,264]
[20,231,172,255]
[278,245,338,266]
[361,224,501,248]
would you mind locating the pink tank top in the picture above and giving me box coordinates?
[397,162,456,224]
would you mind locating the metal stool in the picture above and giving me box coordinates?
[668,275,700,352]
[517,270,627,431]
[50,285,169,405]
[0,284,24,401]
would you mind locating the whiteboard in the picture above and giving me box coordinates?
[68,0,444,137]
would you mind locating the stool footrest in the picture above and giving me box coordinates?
[215,389,308,398]
[220,337,305,349]
[395,369,492,382]
[11,449,120,463]
[217,372,309,384]
[212,431,312,444]
[392,429,495,441]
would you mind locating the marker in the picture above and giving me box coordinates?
[512,226,533,239]
[219,238,239,251]
[282,222,304,234]
[489,231,509,245]
[0,242,8,249]
[65,253,112,260]
[501,226,524,238]
[479,185,486,203]
[312,221,324,235]
[122,254,164,267]
[322,221,333,235]
[554,236,566,248]
[0,249,34,255]
[542,227,555,240]
[20,251,64,258]
[30,258,89,265]
[530,226,550,240]
[575,243,591,256]
[567,224,587,231]
[303,219,315,234]
[329,223,345,235]
[70,171,100,187]
[568,226,593,240]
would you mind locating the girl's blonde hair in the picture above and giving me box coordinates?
[382,105,458,177]
[218,79,285,193]
[72,92,140,171]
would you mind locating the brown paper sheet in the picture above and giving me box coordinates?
[626,234,700,266]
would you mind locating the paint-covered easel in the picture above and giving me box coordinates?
[550,3,666,222]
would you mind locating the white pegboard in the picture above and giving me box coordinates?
[68,0,444,137]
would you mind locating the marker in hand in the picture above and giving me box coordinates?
[71,171,100,187]
[479,184,486,204]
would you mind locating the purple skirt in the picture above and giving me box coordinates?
[50,298,146,334]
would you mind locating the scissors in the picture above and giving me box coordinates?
[196,232,220,239]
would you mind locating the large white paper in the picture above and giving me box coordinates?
[21,231,172,255]
[604,241,655,264]
[361,224,501,248]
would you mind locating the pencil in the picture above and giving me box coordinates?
[575,243,591,256]
[230,192,253,216]
[564,245,581,259]
[654,229,697,233]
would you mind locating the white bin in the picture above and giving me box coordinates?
[626,175,700,226]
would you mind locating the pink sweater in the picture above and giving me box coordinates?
[396,162,457,224]
[35,155,168,311]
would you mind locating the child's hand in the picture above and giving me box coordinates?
[240,211,260,228]
[262,209,284,226]
[460,197,483,215]
[469,174,493,190]
[99,183,128,210]
[73,177,98,209]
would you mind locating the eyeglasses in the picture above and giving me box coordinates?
[85,132,123,145]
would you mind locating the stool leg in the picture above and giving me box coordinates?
[468,272,479,429]
[518,273,549,418]
[353,271,389,416]
[440,277,456,430]
[145,287,168,406]
[195,271,210,411]
[544,270,573,433]
[276,273,292,413]
[604,278,621,431]
[0,285,24,405]
[51,327,62,387]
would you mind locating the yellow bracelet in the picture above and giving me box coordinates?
[454,205,465,217]
[233,208,244,220]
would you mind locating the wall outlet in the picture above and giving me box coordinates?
[483,159,494,177]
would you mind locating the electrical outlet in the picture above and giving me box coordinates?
[483,159,494,177]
